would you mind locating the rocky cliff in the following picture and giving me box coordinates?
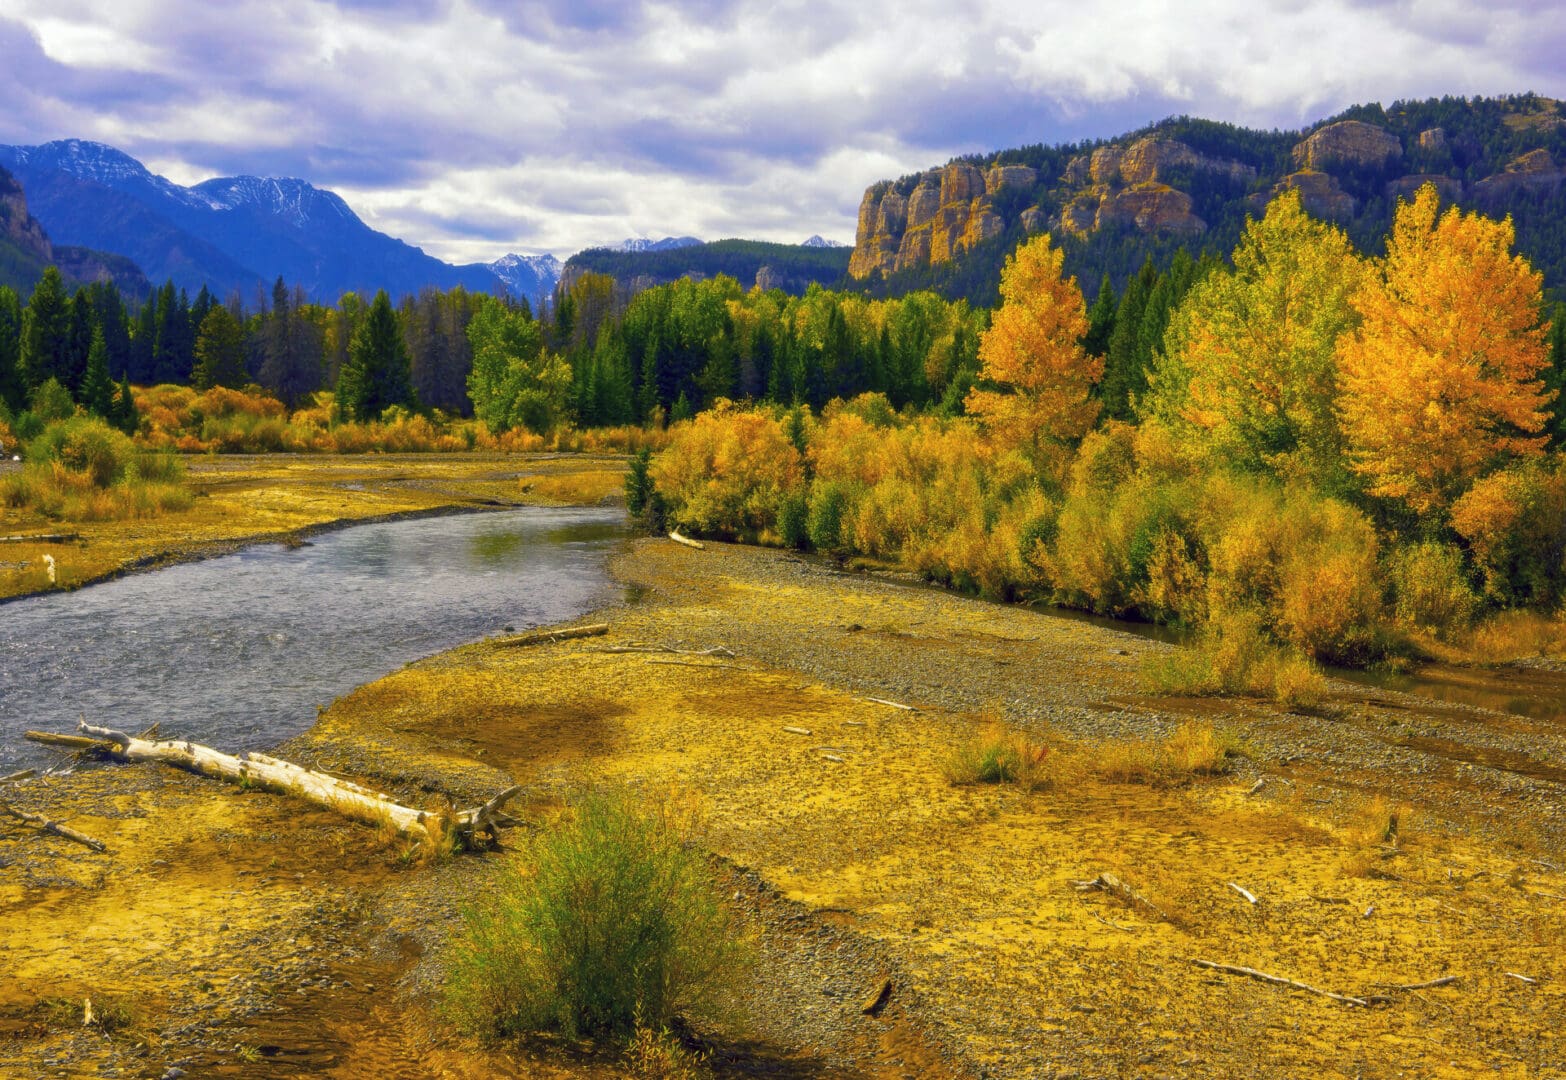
[847,98,1566,291]
[0,165,53,265]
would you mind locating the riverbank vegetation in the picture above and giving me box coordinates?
[638,187,1566,676]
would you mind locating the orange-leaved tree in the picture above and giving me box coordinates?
[964,234,1100,461]
[1337,184,1555,518]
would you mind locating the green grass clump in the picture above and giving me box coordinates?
[445,789,741,1043]
[944,723,1054,790]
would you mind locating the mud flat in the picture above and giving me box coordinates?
[4,530,1564,1078]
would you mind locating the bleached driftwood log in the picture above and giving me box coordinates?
[26,722,523,848]
[668,530,705,550]
[493,622,609,648]
[0,797,108,852]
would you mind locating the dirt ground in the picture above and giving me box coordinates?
[3,460,1564,1079]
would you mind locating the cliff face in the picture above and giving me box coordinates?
[0,165,53,265]
[848,161,1036,278]
[847,99,1566,292]
[848,135,1253,278]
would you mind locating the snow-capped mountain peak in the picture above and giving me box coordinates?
[801,235,846,248]
[189,175,357,229]
[611,236,702,253]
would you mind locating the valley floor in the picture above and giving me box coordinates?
[2,458,1564,1079]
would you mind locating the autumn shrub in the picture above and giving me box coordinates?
[444,790,739,1042]
[1388,540,1478,638]
[650,404,805,539]
[1141,610,1329,709]
[4,416,191,521]
[1449,459,1566,609]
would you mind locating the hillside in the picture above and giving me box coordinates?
[562,238,852,296]
[847,94,1566,305]
[0,141,555,303]
[0,163,150,299]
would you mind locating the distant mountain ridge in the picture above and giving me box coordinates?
[0,139,559,303]
[563,238,851,297]
[609,236,702,253]
[846,93,1566,305]
[0,161,151,298]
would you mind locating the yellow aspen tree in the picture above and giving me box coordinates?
[965,234,1100,458]
[1337,184,1554,517]
[1152,190,1363,491]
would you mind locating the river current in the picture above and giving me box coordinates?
[0,507,625,771]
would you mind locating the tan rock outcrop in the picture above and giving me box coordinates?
[906,180,941,230]
[1385,174,1463,205]
[1020,207,1047,234]
[1090,146,1124,184]
[1097,184,1205,235]
[896,224,932,271]
[939,163,985,207]
[1117,137,1257,186]
[1417,127,1446,151]
[1251,170,1357,220]
[1472,149,1564,207]
[985,165,1037,195]
[1292,120,1402,171]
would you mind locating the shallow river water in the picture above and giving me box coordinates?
[0,507,625,771]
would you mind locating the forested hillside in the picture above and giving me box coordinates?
[562,239,851,298]
[848,94,1566,306]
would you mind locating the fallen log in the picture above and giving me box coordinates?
[1190,958,1368,1006]
[1073,871,1166,920]
[493,623,609,648]
[26,723,523,849]
[0,532,80,544]
[0,799,107,852]
[0,770,37,785]
[668,530,705,550]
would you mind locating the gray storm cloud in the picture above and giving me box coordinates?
[1,0,1562,261]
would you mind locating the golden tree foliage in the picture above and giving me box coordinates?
[1155,190,1363,490]
[1337,184,1555,516]
[965,234,1100,455]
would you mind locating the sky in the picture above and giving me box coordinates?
[1,0,1563,265]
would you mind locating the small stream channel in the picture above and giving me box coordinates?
[0,507,627,772]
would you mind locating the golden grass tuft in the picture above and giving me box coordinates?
[943,722,1057,791]
[1092,721,1245,787]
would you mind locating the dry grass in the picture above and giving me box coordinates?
[518,468,626,505]
[1090,720,1245,787]
[1460,610,1566,665]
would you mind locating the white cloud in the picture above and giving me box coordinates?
[1,0,1563,262]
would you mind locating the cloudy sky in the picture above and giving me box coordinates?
[1,0,1562,264]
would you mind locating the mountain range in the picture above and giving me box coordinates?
[845,93,1566,305]
[0,140,560,303]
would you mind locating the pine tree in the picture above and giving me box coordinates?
[338,290,415,421]
[1546,302,1566,451]
[65,290,94,394]
[149,281,190,385]
[20,266,71,391]
[1082,273,1117,358]
[0,285,23,414]
[80,326,116,417]
[1100,259,1157,422]
[192,305,249,390]
[110,373,139,435]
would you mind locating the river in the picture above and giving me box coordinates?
[0,507,625,772]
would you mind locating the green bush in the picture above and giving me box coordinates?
[28,415,137,487]
[1389,541,1477,637]
[806,480,849,553]
[445,790,739,1042]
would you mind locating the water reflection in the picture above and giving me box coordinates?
[0,507,627,771]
